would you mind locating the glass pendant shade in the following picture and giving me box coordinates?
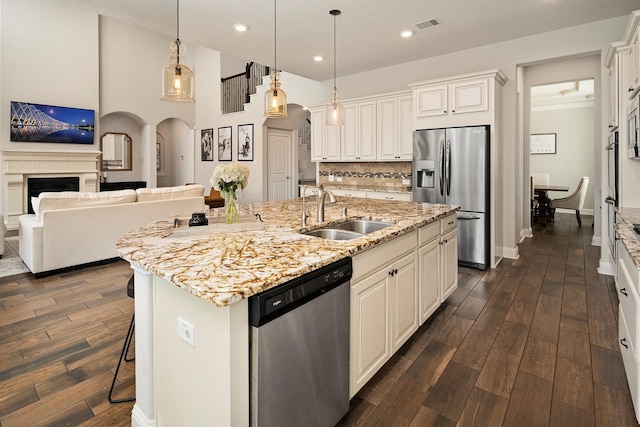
[264,72,288,118]
[161,41,194,102]
[326,88,344,125]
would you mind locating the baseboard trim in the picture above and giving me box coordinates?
[503,246,520,260]
[591,236,602,247]
[556,208,594,215]
[132,405,155,427]
[598,259,615,277]
[520,228,533,241]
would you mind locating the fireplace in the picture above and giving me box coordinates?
[1,149,100,229]
[27,177,80,214]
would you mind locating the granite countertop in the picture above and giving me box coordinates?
[116,197,457,307]
[615,207,640,269]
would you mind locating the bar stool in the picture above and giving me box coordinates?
[108,275,135,403]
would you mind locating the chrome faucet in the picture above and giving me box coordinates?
[316,184,336,223]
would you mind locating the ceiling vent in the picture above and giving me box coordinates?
[414,17,442,30]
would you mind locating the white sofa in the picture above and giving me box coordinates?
[19,184,206,275]
[0,214,6,258]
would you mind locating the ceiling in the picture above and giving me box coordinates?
[63,0,637,82]
[531,79,595,110]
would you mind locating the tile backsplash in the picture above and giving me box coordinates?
[318,162,412,191]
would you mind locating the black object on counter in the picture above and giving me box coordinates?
[188,212,208,227]
[633,224,640,235]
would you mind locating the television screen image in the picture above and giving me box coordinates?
[10,101,95,144]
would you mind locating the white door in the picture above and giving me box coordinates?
[267,128,294,201]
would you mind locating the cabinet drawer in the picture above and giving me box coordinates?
[618,254,639,346]
[619,306,639,413]
[440,214,457,234]
[332,189,367,198]
[352,231,416,283]
[367,191,412,202]
[620,241,640,294]
[418,220,440,246]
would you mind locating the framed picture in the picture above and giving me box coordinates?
[10,101,95,144]
[238,124,253,161]
[201,128,213,161]
[530,133,557,154]
[217,126,232,161]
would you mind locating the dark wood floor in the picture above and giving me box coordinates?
[0,213,637,426]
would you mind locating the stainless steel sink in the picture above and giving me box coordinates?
[303,220,393,241]
[330,219,393,234]
[304,228,363,240]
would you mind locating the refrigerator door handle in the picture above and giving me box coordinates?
[446,140,452,197]
[458,214,482,220]
[439,141,445,196]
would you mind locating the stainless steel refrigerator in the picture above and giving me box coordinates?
[412,126,490,270]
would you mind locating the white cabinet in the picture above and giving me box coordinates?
[629,29,640,96]
[366,191,412,201]
[350,232,417,397]
[608,51,621,130]
[417,213,458,324]
[341,101,377,161]
[617,239,640,423]
[377,95,413,161]
[331,188,368,198]
[414,79,488,118]
[310,108,341,161]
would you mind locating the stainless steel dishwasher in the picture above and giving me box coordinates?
[249,258,352,427]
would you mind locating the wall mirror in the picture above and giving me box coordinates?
[101,133,132,171]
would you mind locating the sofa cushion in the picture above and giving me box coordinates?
[135,184,204,202]
[35,189,137,221]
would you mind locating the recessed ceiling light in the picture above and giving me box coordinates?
[233,23,248,32]
[400,30,414,38]
[313,55,324,62]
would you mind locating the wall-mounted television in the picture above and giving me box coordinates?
[10,101,95,144]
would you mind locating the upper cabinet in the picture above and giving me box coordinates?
[310,108,341,162]
[606,42,625,132]
[622,11,640,99]
[414,79,488,117]
[377,95,413,161]
[310,91,413,162]
[409,69,507,130]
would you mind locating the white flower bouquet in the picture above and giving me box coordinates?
[209,163,250,223]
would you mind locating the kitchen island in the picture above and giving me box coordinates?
[116,197,457,427]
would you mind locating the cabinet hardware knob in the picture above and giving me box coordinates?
[443,239,448,243]
[452,110,455,113]
[630,88,634,92]
[389,270,394,276]
[620,288,628,296]
[443,110,447,114]
[621,338,629,349]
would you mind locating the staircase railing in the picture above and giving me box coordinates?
[221,62,270,114]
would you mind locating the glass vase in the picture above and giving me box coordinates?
[224,191,239,224]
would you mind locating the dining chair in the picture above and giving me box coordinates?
[530,176,539,222]
[549,177,589,226]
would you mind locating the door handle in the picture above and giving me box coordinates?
[621,337,629,349]
[439,141,445,197]
[620,288,628,297]
[446,140,452,197]
[605,196,616,205]
[458,215,481,220]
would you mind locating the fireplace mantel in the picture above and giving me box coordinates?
[2,149,101,228]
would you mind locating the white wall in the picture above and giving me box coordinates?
[530,106,595,210]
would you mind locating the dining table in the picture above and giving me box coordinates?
[534,184,570,223]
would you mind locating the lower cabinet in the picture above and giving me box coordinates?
[350,213,458,397]
[330,188,412,201]
[350,232,417,397]
[418,214,458,324]
[617,240,640,423]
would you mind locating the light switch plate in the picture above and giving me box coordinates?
[336,177,343,182]
[329,174,335,182]
[178,317,195,347]
[402,179,410,185]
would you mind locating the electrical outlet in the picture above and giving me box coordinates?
[178,317,195,347]
[402,179,410,185]
[336,176,343,182]
[329,174,335,182]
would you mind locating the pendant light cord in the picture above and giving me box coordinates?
[176,0,181,63]
[333,14,338,90]
[274,0,277,71]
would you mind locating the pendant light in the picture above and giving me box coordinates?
[161,0,195,103]
[326,9,343,125]
[264,0,288,118]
